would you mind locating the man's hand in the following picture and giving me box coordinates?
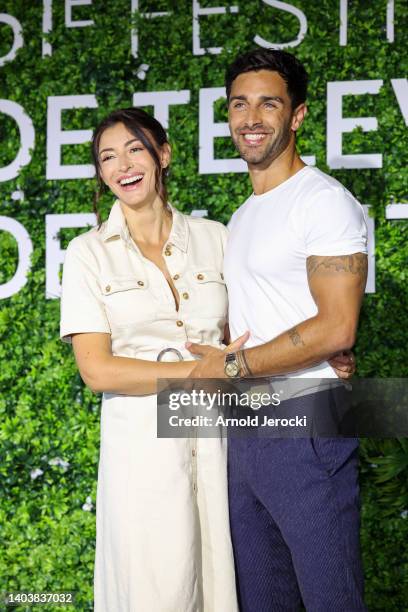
[186,332,249,378]
[328,350,356,379]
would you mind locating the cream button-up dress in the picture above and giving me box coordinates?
[60,201,238,612]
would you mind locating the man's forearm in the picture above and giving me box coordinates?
[241,314,356,377]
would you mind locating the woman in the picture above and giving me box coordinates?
[60,107,354,612]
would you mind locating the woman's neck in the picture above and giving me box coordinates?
[120,197,172,247]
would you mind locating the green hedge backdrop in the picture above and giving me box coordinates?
[0,1,407,610]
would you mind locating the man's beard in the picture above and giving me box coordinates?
[232,120,292,166]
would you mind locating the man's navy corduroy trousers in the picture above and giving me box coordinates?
[227,391,366,612]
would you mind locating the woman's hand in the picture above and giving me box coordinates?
[328,350,356,379]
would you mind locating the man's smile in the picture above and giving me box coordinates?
[238,131,270,146]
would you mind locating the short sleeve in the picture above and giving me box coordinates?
[303,187,367,257]
[60,238,111,343]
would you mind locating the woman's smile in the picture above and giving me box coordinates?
[117,172,145,191]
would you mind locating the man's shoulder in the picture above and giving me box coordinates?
[289,168,364,228]
[227,195,253,229]
[302,167,359,202]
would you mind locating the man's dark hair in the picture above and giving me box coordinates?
[225,49,308,109]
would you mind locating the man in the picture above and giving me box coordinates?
[188,49,368,611]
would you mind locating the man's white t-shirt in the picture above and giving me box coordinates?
[224,165,368,378]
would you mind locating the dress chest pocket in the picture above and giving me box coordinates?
[190,269,228,318]
[101,276,156,327]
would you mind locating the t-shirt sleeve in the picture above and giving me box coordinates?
[60,238,111,343]
[303,187,368,257]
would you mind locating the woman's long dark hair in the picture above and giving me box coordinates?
[91,107,170,226]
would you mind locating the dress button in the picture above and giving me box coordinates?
[220,273,224,280]
[192,449,196,457]
[176,320,184,327]
[173,274,180,280]
[164,248,172,256]
[182,292,189,300]
[105,285,111,292]
[197,273,204,280]
[137,280,144,286]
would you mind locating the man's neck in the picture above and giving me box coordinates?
[249,149,306,195]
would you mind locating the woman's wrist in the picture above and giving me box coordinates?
[162,359,196,379]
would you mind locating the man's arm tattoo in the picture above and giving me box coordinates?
[307,253,367,283]
[288,326,305,347]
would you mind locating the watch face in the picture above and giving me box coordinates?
[225,361,240,377]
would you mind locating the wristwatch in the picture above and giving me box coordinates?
[224,353,241,378]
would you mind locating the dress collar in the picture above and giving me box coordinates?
[101,200,189,252]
